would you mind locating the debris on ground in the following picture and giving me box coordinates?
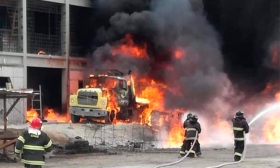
[0,153,17,163]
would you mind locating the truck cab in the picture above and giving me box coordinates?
[69,70,136,123]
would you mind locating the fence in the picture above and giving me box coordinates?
[83,123,183,152]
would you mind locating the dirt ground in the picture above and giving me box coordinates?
[1,123,280,168]
[1,144,280,168]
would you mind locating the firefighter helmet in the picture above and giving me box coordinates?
[235,111,244,118]
[190,114,198,122]
[29,117,42,129]
[187,113,193,120]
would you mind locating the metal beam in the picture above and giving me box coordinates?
[68,0,91,7]
[41,0,92,8]
[65,0,70,113]
[6,98,20,117]
[22,0,28,124]
[23,0,27,87]
[3,97,7,131]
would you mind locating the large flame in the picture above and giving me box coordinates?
[262,92,280,143]
[26,108,70,123]
[112,34,148,59]
[26,33,280,148]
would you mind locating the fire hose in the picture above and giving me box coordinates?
[204,131,247,168]
[154,129,246,168]
[205,103,280,168]
[154,103,280,168]
[154,131,198,168]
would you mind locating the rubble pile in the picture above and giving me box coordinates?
[52,136,108,155]
[0,153,17,163]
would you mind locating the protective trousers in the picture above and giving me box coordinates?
[196,140,201,156]
[180,140,187,156]
[234,140,244,161]
[24,164,42,168]
[186,140,197,158]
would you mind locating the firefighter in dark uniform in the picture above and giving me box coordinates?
[15,117,52,168]
[185,114,201,158]
[179,113,193,156]
[231,111,249,161]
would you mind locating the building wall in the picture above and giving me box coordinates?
[0,0,91,124]
[69,70,84,94]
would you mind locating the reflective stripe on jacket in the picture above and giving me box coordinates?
[15,130,52,166]
[232,117,249,141]
[185,121,201,140]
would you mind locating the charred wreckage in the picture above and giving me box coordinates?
[69,70,150,124]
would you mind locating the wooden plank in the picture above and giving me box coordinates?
[0,133,18,140]
[0,138,17,150]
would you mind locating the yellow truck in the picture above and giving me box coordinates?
[69,70,149,123]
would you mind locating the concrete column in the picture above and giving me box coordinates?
[17,0,23,52]
[22,0,28,123]
[61,0,70,112]
[22,0,27,82]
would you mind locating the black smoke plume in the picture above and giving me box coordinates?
[203,0,280,96]
[91,0,238,114]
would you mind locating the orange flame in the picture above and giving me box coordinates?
[112,34,148,59]
[109,34,186,146]
[275,92,280,101]
[26,108,70,123]
[37,50,45,55]
[263,113,280,143]
[174,48,184,59]
[271,44,280,66]
[26,109,39,122]
[262,90,280,143]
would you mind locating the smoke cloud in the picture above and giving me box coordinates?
[91,0,241,116]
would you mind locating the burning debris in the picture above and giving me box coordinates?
[22,0,280,148]
[92,0,236,113]
[87,0,280,147]
[26,108,69,123]
[89,0,238,147]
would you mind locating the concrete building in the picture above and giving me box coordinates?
[0,0,92,124]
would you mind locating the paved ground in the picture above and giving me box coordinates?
[2,144,280,168]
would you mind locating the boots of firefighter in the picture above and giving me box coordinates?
[180,140,187,157]
[195,141,201,156]
[189,153,195,158]
[179,150,186,157]
[234,155,241,161]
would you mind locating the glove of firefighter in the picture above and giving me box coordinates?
[14,153,20,162]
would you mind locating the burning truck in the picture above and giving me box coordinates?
[69,69,150,123]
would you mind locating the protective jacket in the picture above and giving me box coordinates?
[15,129,52,166]
[231,117,249,141]
[185,121,201,140]
[183,119,189,136]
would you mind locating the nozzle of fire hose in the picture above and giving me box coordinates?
[154,131,198,168]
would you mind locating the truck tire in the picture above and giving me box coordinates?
[71,114,81,123]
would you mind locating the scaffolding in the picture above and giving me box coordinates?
[0,0,20,52]
[27,0,62,55]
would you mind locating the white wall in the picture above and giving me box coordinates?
[0,66,25,124]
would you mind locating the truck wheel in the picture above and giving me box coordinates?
[71,114,81,123]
